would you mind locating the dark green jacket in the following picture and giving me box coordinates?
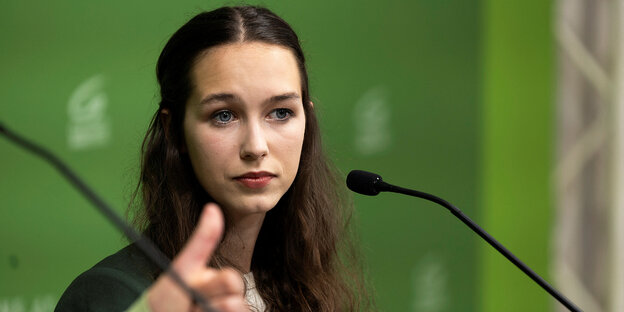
[55,244,158,312]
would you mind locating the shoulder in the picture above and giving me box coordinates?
[55,244,158,312]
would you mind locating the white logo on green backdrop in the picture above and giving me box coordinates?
[0,294,56,312]
[353,86,392,155]
[411,253,448,312]
[67,74,111,150]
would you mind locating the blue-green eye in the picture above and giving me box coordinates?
[269,108,293,120]
[213,110,234,124]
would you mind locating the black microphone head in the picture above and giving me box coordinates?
[346,170,384,196]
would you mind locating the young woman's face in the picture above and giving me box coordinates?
[183,42,306,220]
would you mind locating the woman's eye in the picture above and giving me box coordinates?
[212,110,234,124]
[269,108,293,120]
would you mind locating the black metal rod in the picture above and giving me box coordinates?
[380,181,582,312]
[0,122,215,312]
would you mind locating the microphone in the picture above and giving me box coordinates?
[0,121,217,312]
[346,170,388,195]
[347,169,582,312]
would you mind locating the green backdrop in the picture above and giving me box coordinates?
[0,1,555,311]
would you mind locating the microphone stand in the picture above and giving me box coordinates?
[0,122,216,312]
[360,174,582,312]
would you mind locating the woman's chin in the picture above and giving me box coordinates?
[220,199,278,219]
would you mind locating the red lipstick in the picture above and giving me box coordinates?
[234,171,275,189]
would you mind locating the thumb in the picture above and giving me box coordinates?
[172,203,224,276]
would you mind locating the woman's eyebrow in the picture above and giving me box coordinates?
[199,93,238,106]
[267,92,300,103]
[199,92,300,106]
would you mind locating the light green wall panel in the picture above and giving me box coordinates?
[480,0,555,311]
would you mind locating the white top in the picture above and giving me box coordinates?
[243,272,266,312]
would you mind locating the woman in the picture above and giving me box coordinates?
[56,5,367,312]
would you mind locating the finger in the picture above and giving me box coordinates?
[194,268,245,298]
[147,274,193,311]
[205,296,248,312]
[172,203,224,276]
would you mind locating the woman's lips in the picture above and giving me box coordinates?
[234,172,275,189]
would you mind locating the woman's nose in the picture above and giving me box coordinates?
[240,122,268,160]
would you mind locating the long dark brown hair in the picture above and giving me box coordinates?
[130,6,369,311]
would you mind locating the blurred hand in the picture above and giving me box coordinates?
[147,203,247,312]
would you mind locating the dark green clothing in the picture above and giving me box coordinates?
[55,244,158,312]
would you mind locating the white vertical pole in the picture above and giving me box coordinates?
[610,1,624,311]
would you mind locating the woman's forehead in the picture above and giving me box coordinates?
[189,42,301,103]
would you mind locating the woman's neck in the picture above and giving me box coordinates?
[219,212,266,273]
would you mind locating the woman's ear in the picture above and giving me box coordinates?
[160,109,172,138]
[160,109,187,153]
[309,101,314,109]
